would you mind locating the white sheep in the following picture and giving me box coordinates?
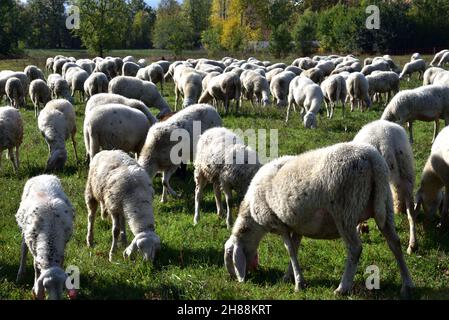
[52,77,74,104]
[399,59,426,81]
[0,106,23,173]
[423,67,445,86]
[224,143,414,298]
[155,60,171,74]
[270,71,296,108]
[138,104,222,202]
[438,51,449,68]
[353,120,417,254]
[366,71,400,105]
[174,67,203,110]
[122,61,141,77]
[346,72,371,112]
[83,103,151,161]
[136,63,165,94]
[381,85,449,143]
[108,76,171,118]
[65,67,89,102]
[301,67,325,83]
[433,70,449,87]
[1,71,29,101]
[24,65,45,82]
[5,77,26,109]
[83,72,109,99]
[194,127,261,229]
[38,99,78,171]
[411,53,421,61]
[320,74,347,119]
[284,66,303,76]
[16,175,74,300]
[46,58,54,73]
[292,57,317,70]
[198,72,242,114]
[240,70,271,108]
[361,60,390,76]
[430,49,449,66]
[29,79,52,116]
[85,150,161,262]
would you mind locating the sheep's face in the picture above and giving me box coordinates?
[224,236,258,282]
[124,231,161,262]
[46,149,67,172]
[261,97,270,107]
[303,113,317,129]
[35,267,67,300]
[415,188,443,218]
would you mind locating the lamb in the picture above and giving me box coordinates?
[38,99,78,171]
[346,72,371,112]
[83,72,109,99]
[136,63,165,94]
[0,106,23,173]
[438,51,449,68]
[361,60,390,76]
[301,67,325,83]
[353,120,417,254]
[320,74,347,119]
[5,77,26,109]
[270,71,296,108]
[85,150,161,262]
[381,85,449,143]
[122,61,141,77]
[108,76,171,118]
[24,65,45,82]
[366,71,400,105]
[423,67,445,86]
[85,93,157,124]
[138,104,222,202]
[286,76,324,128]
[29,79,52,117]
[15,175,74,300]
[174,68,203,110]
[240,70,271,108]
[198,72,242,114]
[65,68,89,102]
[224,143,414,298]
[399,59,426,81]
[415,126,449,228]
[83,103,151,161]
[430,49,449,66]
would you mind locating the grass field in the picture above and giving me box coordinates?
[1,51,449,300]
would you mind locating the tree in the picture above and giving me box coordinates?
[71,0,129,56]
[293,9,318,56]
[131,10,156,49]
[183,0,212,47]
[0,0,24,56]
[269,23,293,58]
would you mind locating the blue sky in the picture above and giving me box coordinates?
[145,0,160,8]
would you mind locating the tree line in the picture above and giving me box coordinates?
[1,0,449,58]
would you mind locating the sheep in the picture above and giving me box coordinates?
[366,71,400,105]
[438,51,449,68]
[399,59,426,81]
[0,72,29,101]
[423,67,445,86]
[346,72,371,112]
[5,77,26,109]
[24,65,45,82]
[156,60,171,74]
[194,127,261,229]
[122,61,141,77]
[108,76,171,118]
[83,72,109,99]
[38,99,78,171]
[83,104,151,161]
[53,58,69,74]
[286,76,324,128]
[361,60,390,76]
[95,59,117,80]
[85,150,161,262]
[240,70,271,108]
[53,78,74,103]
[136,63,165,94]
[61,62,80,79]
[198,72,242,114]
[123,56,136,63]
[137,59,147,67]
[316,60,335,77]
[411,53,421,61]
[0,106,23,173]
[196,63,223,74]
[270,71,296,108]
[165,61,185,81]
[224,143,414,298]
[85,93,157,124]
[292,57,317,70]
[430,49,449,66]
[138,104,222,202]
[46,58,54,73]
[173,68,203,110]
[353,120,417,254]
[301,67,325,84]
[320,74,347,119]
[77,59,96,74]
[266,68,284,85]
[111,57,124,75]
[266,63,287,72]
[433,70,449,87]
[381,85,449,143]
[15,175,74,300]
[202,71,220,92]
[415,126,449,228]
[364,57,373,66]
[29,79,52,117]
[196,58,226,70]
[65,68,89,102]
[284,66,303,76]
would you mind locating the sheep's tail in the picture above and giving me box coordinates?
[371,151,393,230]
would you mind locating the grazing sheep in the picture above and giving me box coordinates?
[29,79,52,116]
[423,67,445,86]
[136,63,165,94]
[270,71,296,108]
[292,57,317,70]
[240,70,271,108]
[61,62,80,79]
[83,104,150,160]
[381,85,449,143]
[224,143,414,298]
[38,99,78,171]
[173,68,203,110]
[415,126,449,228]
[46,58,54,73]
[266,68,284,85]
[194,127,261,229]
[0,72,29,102]
[53,78,74,103]
[155,60,171,74]
[430,49,449,66]
[202,71,221,92]
[346,72,371,112]
[320,74,347,119]
[16,175,74,300]
[5,77,26,109]
[65,68,89,102]
[438,51,449,68]
[353,120,417,254]
[138,104,222,202]
[284,66,303,76]
[122,61,141,77]
[53,58,69,74]
[0,106,23,173]
[137,59,147,67]
[266,63,287,72]
[83,72,109,99]
[301,67,325,84]
[198,72,242,114]
[108,76,171,118]
[95,59,117,80]
[316,60,335,77]
[411,53,421,61]
[399,59,426,81]
[366,71,400,105]
[85,150,161,262]
[361,60,390,76]
[433,70,449,87]
[24,65,45,82]
[123,56,136,63]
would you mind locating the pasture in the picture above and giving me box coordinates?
[1,51,449,300]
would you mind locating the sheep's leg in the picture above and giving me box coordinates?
[109,215,120,262]
[71,132,79,163]
[285,103,292,123]
[86,195,98,248]
[283,233,303,283]
[213,182,225,218]
[33,261,41,299]
[334,228,362,296]
[324,100,330,118]
[440,187,449,229]
[378,216,414,299]
[119,214,127,246]
[432,120,440,144]
[407,122,414,144]
[282,232,306,292]
[15,146,20,172]
[161,166,180,203]
[405,194,418,254]
[223,185,233,230]
[341,98,346,118]
[194,172,206,226]
[8,148,17,173]
[16,238,28,282]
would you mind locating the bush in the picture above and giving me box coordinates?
[269,23,293,58]
[201,27,223,55]
[293,9,318,56]
[153,14,194,56]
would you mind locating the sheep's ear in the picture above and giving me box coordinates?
[233,244,246,283]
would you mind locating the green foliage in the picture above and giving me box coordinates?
[130,10,156,49]
[201,27,223,55]
[292,9,318,56]
[269,23,293,58]
[153,14,194,56]
[0,0,25,56]
[183,0,212,47]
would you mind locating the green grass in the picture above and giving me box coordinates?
[1,53,449,300]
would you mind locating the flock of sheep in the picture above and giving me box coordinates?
[2,48,449,300]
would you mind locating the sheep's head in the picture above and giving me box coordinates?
[34,267,67,300]
[303,112,317,129]
[261,96,271,107]
[224,235,259,283]
[46,148,68,172]
[415,187,443,218]
[123,231,161,262]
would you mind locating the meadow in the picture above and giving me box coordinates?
[1,50,449,300]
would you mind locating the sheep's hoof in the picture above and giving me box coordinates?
[400,285,414,300]
[294,282,307,292]
[407,243,418,255]
[333,285,350,296]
